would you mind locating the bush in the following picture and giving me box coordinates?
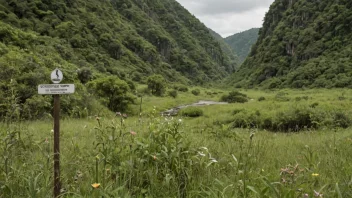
[191,89,200,96]
[220,91,248,103]
[173,84,188,92]
[147,74,166,96]
[258,96,266,101]
[87,76,135,112]
[333,111,351,128]
[168,90,178,98]
[77,67,92,84]
[180,107,203,117]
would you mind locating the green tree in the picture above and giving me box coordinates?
[147,74,166,96]
[87,76,134,112]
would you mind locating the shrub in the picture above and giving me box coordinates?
[87,76,135,112]
[168,90,178,98]
[258,96,266,101]
[220,91,248,103]
[173,84,188,92]
[180,107,203,117]
[309,102,319,108]
[333,111,351,128]
[191,89,200,96]
[147,74,166,96]
[77,67,92,84]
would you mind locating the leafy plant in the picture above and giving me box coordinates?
[191,89,201,96]
[220,91,248,103]
[147,74,166,96]
[87,76,135,112]
[180,107,204,117]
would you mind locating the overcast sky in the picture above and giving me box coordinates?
[175,0,275,38]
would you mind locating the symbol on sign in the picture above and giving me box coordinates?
[51,68,63,84]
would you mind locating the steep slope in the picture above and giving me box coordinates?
[208,28,239,71]
[230,0,352,88]
[0,0,233,118]
[224,28,259,63]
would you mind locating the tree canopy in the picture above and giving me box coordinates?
[229,0,352,89]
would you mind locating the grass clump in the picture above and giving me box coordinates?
[258,96,266,101]
[180,107,204,117]
[191,89,200,96]
[168,90,178,98]
[220,91,248,103]
[172,84,189,92]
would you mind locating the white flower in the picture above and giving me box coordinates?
[51,129,54,133]
[178,119,182,122]
[200,147,208,150]
[198,152,206,157]
[210,158,218,163]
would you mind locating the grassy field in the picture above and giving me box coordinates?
[1,88,352,197]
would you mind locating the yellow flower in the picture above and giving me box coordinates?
[91,183,101,189]
[312,173,319,177]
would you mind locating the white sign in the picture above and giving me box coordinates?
[38,84,75,95]
[51,68,63,84]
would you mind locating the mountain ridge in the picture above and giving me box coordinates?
[208,28,239,71]
[229,0,352,88]
[224,28,259,63]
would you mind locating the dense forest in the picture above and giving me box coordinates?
[0,0,236,118]
[208,28,239,69]
[229,0,352,88]
[224,28,259,63]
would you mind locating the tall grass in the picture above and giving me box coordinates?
[1,89,352,197]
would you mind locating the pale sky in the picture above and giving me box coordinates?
[175,0,275,38]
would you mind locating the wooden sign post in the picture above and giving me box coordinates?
[38,68,75,197]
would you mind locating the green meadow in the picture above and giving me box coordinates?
[1,88,352,197]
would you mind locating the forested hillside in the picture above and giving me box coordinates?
[229,0,352,88]
[0,0,234,118]
[224,28,259,63]
[208,28,239,71]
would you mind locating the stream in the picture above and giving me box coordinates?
[161,100,228,116]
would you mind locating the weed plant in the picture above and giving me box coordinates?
[1,89,352,197]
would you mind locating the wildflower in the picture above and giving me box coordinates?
[314,190,323,197]
[210,158,218,163]
[116,112,121,116]
[303,193,309,198]
[130,131,137,136]
[281,178,287,184]
[153,155,157,160]
[312,173,319,177]
[200,147,208,150]
[250,132,255,140]
[178,119,182,122]
[91,183,100,189]
[74,171,83,182]
[280,167,289,175]
[51,129,54,133]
